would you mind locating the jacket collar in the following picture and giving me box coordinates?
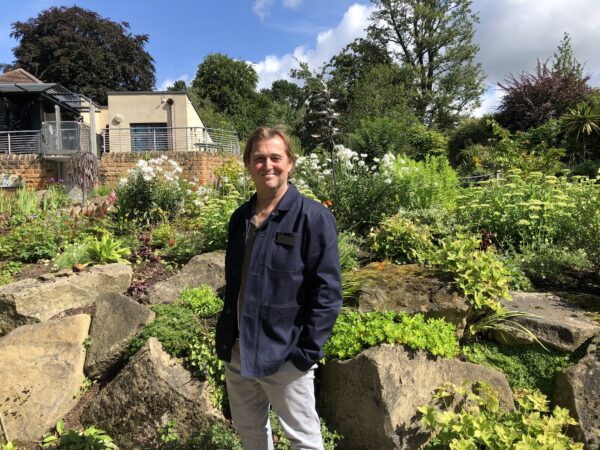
[244,183,299,220]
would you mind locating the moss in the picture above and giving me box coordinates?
[462,341,579,398]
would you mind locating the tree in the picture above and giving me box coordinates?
[368,0,485,128]
[497,61,592,132]
[552,32,583,78]
[166,80,187,91]
[562,102,600,161]
[191,53,260,137]
[9,6,155,104]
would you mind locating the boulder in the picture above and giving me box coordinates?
[356,262,469,335]
[0,263,132,336]
[492,292,600,352]
[555,335,600,448]
[146,251,225,304]
[0,314,90,446]
[82,337,221,449]
[84,292,155,380]
[319,344,513,450]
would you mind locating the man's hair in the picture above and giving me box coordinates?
[243,126,297,167]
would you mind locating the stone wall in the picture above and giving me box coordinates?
[0,151,235,191]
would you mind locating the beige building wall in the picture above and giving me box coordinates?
[102,92,207,153]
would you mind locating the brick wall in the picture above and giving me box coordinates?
[0,151,236,190]
[0,154,60,190]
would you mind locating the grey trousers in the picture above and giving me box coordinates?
[225,341,324,450]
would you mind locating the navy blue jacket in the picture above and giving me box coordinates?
[215,184,342,378]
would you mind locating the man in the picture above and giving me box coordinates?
[215,126,342,450]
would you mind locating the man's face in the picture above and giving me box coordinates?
[247,135,293,194]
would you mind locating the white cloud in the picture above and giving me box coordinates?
[473,0,600,114]
[472,85,503,117]
[283,0,302,8]
[158,74,191,91]
[253,0,274,20]
[253,3,373,89]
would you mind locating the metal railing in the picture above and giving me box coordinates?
[101,126,240,154]
[0,130,42,154]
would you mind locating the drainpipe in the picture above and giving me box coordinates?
[54,104,62,154]
[166,97,174,150]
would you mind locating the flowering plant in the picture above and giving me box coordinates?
[294,145,397,231]
[115,155,185,224]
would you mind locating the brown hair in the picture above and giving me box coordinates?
[243,126,297,167]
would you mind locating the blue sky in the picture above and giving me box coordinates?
[1,0,599,115]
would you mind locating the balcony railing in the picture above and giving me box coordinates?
[0,130,42,154]
[101,126,240,154]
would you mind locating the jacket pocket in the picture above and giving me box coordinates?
[268,233,303,272]
[259,304,301,363]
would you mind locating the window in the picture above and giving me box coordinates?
[130,123,168,151]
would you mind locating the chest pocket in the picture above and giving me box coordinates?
[268,232,303,272]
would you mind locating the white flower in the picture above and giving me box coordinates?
[373,157,380,163]
[323,169,332,175]
[118,177,128,187]
[384,178,392,185]
[358,161,365,167]
[360,153,368,158]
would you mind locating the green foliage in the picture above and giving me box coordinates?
[1,442,15,450]
[159,232,204,264]
[518,244,594,288]
[269,410,342,450]
[346,117,411,161]
[462,341,576,397]
[151,223,176,248]
[337,231,361,272]
[10,6,155,104]
[432,235,512,312]
[85,233,131,265]
[158,419,179,446]
[0,219,62,262]
[198,191,241,252]
[448,116,495,166]
[420,383,583,449]
[407,124,448,160]
[189,422,243,450]
[115,158,184,224]
[53,241,91,269]
[0,261,22,286]
[370,213,435,264]
[390,155,460,211]
[42,419,116,449]
[180,286,224,317]
[324,310,459,361]
[455,169,600,268]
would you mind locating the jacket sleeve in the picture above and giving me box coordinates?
[290,207,342,371]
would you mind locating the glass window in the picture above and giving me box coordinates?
[130,123,168,151]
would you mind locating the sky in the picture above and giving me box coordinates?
[1,0,599,116]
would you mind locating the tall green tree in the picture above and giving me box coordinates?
[562,102,600,161]
[166,80,187,91]
[552,32,584,78]
[9,6,155,104]
[191,53,261,137]
[368,0,485,128]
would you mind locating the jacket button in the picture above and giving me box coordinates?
[225,308,231,314]
[222,344,228,350]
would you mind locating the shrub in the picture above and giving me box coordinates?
[448,116,495,166]
[160,232,204,264]
[0,261,22,286]
[390,155,459,211]
[519,243,594,288]
[406,124,448,160]
[370,214,435,264]
[151,223,176,248]
[115,156,184,224]
[462,341,577,397]
[198,192,241,251]
[346,117,410,161]
[53,241,91,269]
[0,219,62,262]
[323,310,459,361]
[432,235,513,313]
[420,383,583,449]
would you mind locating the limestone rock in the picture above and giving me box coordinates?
[0,263,132,336]
[82,337,221,449]
[0,314,90,446]
[319,344,513,450]
[84,292,155,380]
[492,292,600,352]
[356,262,469,335]
[146,251,225,304]
[555,335,600,448]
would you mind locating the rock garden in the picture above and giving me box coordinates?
[0,151,599,450]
